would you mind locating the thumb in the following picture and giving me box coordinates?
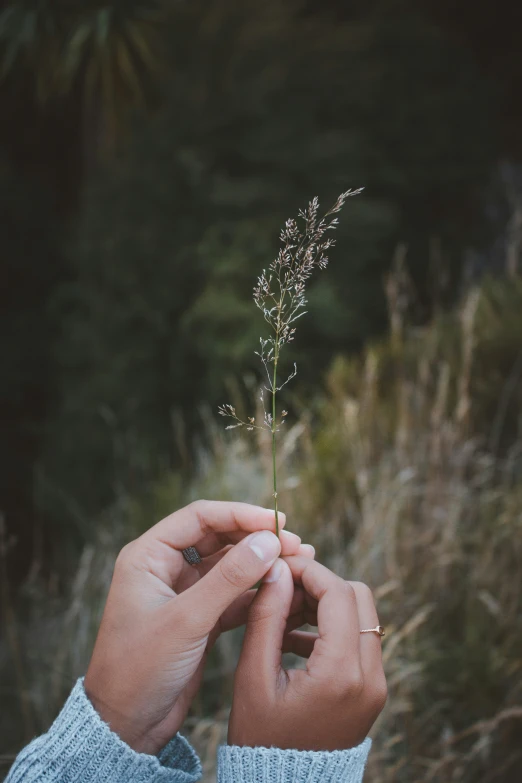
[177,531,281,633]
[237,558,294,692]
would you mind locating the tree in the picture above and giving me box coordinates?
[39,0,495,526]
[0,0,170,575]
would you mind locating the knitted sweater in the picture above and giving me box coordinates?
[6,680,371,783]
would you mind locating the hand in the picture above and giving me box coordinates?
[228,555,387,751]
[84,500,309,755]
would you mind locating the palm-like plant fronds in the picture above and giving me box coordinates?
[0,1,168,140]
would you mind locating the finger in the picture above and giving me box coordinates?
[280,530,303,555]
[145,500,286,551]
[212,569,310,635]
[197,528,300,559]
[348,581,387,708]
[282,630,318,658]
[298,544,315,559]
[176,530,281,633]
[170,546,237,595]
[237,559,294,692]
[283,555,361,681]
[348,580,383,670]
[193,529,301,580]
[190,548,316,626]
[197,545,234,574]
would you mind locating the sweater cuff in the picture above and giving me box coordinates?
[217,738,371,783]
[7,678,202,783]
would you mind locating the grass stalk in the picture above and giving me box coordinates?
[272,348,279,535]
[218,190,361,536]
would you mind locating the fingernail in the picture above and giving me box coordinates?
[263,559,282,583]
[300,544,315,557]
[280,530,301,545]
[248,530,281,562]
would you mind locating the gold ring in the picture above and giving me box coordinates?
[360,625,385,637]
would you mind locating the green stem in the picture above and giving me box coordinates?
[272,352,279,537]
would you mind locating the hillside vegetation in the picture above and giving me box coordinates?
[1,275,521,782]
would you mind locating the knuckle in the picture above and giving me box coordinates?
[339,670,364,699]
[187,497,208,517]
[248,599,276,626]
[349,581,374,601]
[187,498,208,513]
[115,542,135,570]
[187,499,212,534]
[340,580,357,601]
[219,558,249,590]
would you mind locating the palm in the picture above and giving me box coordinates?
[85,501,307,755]
[139,541,251,750]
[152,542,315,746]
[0,1,165,143]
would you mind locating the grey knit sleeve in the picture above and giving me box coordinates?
[5,679,202,783]
[217,739,371,783]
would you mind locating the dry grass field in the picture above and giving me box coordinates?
[2,276,521,782]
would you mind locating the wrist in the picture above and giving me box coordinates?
[84,677,152,754]
[10,678,202,783]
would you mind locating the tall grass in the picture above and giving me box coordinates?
[1,277,521,782]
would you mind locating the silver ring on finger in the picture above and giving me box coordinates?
[182,546,202,566]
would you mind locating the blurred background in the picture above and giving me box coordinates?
[1,0,522,780]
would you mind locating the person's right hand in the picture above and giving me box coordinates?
[84,501,307,756]
[228,555,387,752]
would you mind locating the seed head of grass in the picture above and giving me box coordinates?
[219,188,363,534]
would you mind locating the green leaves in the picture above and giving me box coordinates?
[22,0,495,523]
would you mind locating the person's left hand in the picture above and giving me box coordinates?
[84,500,311,755]
[228,556,387,751]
